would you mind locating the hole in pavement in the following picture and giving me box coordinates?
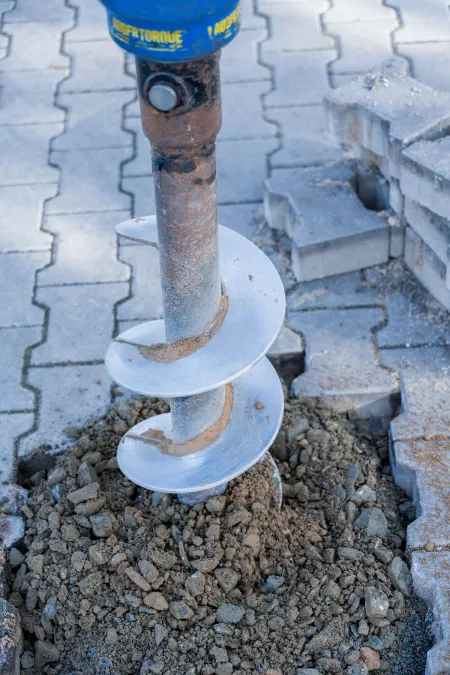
[351,166,390,212]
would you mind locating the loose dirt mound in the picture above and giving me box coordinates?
[11,395,431,674]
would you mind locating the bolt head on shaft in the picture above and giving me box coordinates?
[148,83,178,112]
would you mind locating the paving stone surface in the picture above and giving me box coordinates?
[400,42,450,93]
[0,184,55,252]
[0,327,40,411]
[290,307,397,419]
[217,138,278,203]
[31,282,128,364]
[0,21,70,71]
[116,245,163,322]
[38,211,130,285]
[381,345,450,442]
[287,270,379,312]
[0,252,48,327]
[47,148,132,215]
[412,552,450,675]
[0,70,66,125]
[0,124,62,186]
[327,20,397,75]
[53,91,133,150]
[0,413,33,482]
[60,41,132,94]
[262,1,334,53]
[264,51,334,107]
[19,365,112,457]
[392,439,450,550]
[386,0,450,44]
[325,0,397,23]
[268,106,342,168]
[377,292,449,348]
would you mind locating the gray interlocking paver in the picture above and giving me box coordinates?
[218,203,261,240]
[378,292,449,348]
[268,105,342,168]
[47,148,132,214]
[0,413,33,482]
[0,22,70,71]
[124,95,140,119]
[265,165,390,281]
[404,227,450,312]
[116,245,163,322]
[386,0,450,44]
[0,184,55,252]
[3,0,73,23]
[0,124,62,186]
[401,43,450,93]
[217,138,277,203]
[53,91,133,150]
[329,20,396,75]
[241,0,265,30]
[19,364,112,457]
[411,552,450,675]
[221,29,270,83]
[391,439,450,550]
[262,1,333,53]
[123,116,152,177]
[220,81,276,140]
[0,252,48,327]
[264,51,334,107]
[65,0,109,43]
[0,327,40,411]
[291,307,397,420]
[38,210,130,285]
[287,270,379,312]
[404,199,450,268]
[381,345,450,442]
[60,41,132,93]
[122,175,156,217]
[31,282,128,364]
[0,70,66,125]
[324,0,397,23]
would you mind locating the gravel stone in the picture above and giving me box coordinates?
[215,568,240,593]
[67,482,99,505]
[125,567,151,592]
[144,592,169,611]
[265,574,285,592]
[34,641,60,669]
[169,601,194,620]
[9,548,24,568]
[365,586,389,621]
[388,557,413,596]
[351,485,377,505]
[89,511,117,537]
[216,603,245,624]
[354,508,388,537]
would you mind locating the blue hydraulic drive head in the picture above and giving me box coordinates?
[99,0,241,62]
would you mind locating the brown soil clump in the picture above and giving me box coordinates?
[12,395,430,674]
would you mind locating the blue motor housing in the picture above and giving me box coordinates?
[100,0,241,62]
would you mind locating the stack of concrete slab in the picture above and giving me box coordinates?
[324,60,450,312]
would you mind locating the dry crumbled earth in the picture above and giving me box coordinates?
[10,394,433,675]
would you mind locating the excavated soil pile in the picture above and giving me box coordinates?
[10,394,431,674]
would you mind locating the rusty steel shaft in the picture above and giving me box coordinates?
[136,56,226,473]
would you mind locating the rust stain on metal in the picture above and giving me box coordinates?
[129,383,233,456]
[116,291,228,363]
